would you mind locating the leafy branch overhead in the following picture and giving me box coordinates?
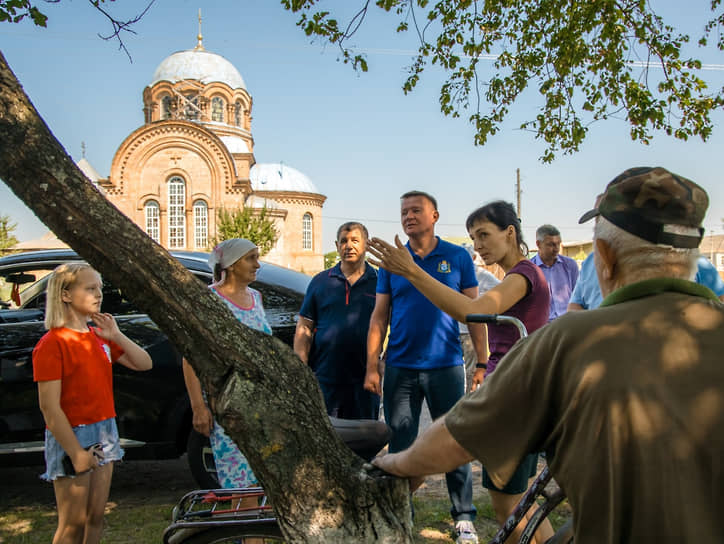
[281,0,724,162]
[0,0,156,60]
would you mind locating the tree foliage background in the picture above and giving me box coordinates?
[211,206,279,256]
[281,0,724,162]
[0,214,18,253]
[324,250,339,269]
[0,214,18,301]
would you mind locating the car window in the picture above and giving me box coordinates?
[1,259,213,315]
[101,283,140,315]
[0,268,54,310]
[104,273,210,314]
[251,281,303,327]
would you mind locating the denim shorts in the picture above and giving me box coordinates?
[41,417,124,481]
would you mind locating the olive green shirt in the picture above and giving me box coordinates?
[446,278,724,543]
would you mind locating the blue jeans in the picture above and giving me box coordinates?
[383,365,476,522]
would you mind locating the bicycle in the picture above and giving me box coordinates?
[162,416,391,543]
[163,315,570,543]
[466,314,570,544]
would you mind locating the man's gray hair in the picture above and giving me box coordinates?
[594,216,698,284]
[336,221,369,241]
[536,224,560,241]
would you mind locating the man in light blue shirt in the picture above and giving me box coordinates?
[531,224,579,320]
[694,256,724,300]
[567,252,603,310]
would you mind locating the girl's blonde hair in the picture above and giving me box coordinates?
[45,263,100,329]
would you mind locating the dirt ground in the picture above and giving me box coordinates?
[0,456,200,510]
[0,454,471,509]
[0,404,525,514]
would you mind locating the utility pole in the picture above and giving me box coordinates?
[516,168,522,218]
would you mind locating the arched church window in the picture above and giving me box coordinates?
[168,176,186,248]
[144,200,160,242]
[193,200,208,249]
[302,213,313,250]
[211,97,224,122]
[161,96,172,120]
[234,101,242,126]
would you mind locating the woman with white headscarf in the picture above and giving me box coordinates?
[182,238,272,488]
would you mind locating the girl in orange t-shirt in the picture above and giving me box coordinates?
[32,263,152,544]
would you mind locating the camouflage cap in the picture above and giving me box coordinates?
[578,166,708,248]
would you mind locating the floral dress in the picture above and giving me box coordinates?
[209,286,272,488]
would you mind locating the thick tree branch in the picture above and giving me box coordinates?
[0,50,412,543]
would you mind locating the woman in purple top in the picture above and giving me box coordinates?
[369,200,552,544]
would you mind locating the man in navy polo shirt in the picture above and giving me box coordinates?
[294,221,379,419]
[364,191,486,544]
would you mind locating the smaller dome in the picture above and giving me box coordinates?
[250,163,320,194]
[150,49,246,90]
[219,135,249,154]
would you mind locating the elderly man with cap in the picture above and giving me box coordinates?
[373,167,724,543]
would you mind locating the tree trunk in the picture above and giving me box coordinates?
[0,51,413,543]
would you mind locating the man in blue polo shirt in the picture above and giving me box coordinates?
[364,191,486,544]
[294,221,379,419]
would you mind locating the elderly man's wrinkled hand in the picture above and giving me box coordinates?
[371,453,425,492]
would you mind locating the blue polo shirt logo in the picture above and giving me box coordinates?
[438,260,451,273]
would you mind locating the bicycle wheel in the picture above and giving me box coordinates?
[170,521,284,544]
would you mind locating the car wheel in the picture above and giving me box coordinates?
[186,430,219,489]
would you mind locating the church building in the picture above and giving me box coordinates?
[86,32,326,273]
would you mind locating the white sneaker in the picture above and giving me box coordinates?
[455,520,479,544]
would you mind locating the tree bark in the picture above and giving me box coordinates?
[0,51,413,542]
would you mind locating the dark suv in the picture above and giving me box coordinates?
[0,249,309,487]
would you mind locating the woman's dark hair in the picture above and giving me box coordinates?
[465,200,528,256]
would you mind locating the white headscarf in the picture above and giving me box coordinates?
[208,238,258,286]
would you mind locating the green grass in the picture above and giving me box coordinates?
[0,501,172,543]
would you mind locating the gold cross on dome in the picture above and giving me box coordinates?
[195,9,204,51]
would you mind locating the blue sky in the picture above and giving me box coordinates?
[1,0,723,253]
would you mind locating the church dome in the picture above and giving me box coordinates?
[150,48,246,90]
[250,163,320,194]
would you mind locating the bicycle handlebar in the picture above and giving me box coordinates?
[465,314,528,339]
